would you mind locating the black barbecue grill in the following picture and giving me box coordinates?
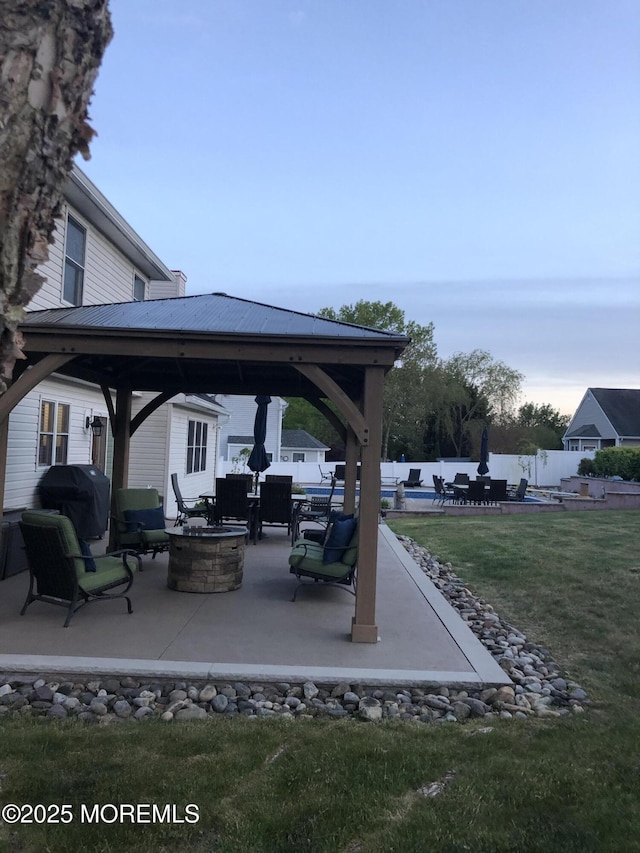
[38,465,110,538]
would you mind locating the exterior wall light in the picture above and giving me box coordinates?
[86,416,104,437]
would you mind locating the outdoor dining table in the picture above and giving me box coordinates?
[198,492,306,542]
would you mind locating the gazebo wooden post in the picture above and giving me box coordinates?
[343,427,359,515]
[351,365,385,643]
[108,386,132,551]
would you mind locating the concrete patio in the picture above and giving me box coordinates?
[0,523,508,688]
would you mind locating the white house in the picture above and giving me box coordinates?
[5,165,220,522]
[217,395,328,466]
[563,388,640,452]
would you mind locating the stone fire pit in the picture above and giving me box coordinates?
[166,526,247,593]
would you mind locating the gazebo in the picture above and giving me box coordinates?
[0,293,408,643]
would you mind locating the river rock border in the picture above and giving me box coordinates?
[0,535,588,725]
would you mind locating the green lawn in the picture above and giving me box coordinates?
[1,510,639,852]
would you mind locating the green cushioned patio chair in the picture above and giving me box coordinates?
[19,510,140,627]
[112,488,169,557]
[288,519,358,602]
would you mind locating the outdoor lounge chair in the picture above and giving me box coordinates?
[171,473,210,525]
[19,510,140,627]
[400,468,423,487]
[289,516,358,601]
[112,487,169,558]
[507,478,528,502]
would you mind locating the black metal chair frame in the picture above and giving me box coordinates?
[291,476,337,543]
[289,524,358,602]
[19,511,140,627]
[171,473,210,525]
[432,475,456,505]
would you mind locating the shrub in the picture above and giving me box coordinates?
[577,457,595,476]
[593,447,640,481]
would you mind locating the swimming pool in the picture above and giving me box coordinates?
[304,486,544,503]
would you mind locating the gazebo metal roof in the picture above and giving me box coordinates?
[17,292,408,399]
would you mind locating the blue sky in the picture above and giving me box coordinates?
[81,0,640,414]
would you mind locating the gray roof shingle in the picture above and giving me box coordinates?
[281,429,330,450]
[591,388,640,437]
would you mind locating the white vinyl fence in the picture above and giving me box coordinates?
[217,450,594,489]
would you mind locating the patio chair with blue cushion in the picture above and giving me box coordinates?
[19,510,140,627]
[288,516,358,601]
[112,487,169,558]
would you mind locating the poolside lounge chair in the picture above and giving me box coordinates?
[507,478,528,502]
[19,510,139,627]
[400,468,423,487]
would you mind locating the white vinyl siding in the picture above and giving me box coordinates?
[218,395,284,462]
[28,205,154,310]
[5,378,106,511]
[563,390,619,449]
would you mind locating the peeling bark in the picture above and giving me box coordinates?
[0,0,112,393]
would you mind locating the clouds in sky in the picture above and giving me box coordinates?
[80,0,639,415]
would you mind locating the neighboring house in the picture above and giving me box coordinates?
[279,430,329,464]
[563,388,640,451]
[218,395,287,463]
[5,165,220,519]
[217,396,328,465]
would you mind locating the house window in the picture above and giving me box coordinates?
[292,452,305,462]
[133,274,146,301]
[187,419,208,474]
[63,215,86,305]
[38,400,70,466]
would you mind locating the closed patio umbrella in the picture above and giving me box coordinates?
[248,395,272,489]
[477,426,489,476]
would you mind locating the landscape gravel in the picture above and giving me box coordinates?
[0,535,588,725]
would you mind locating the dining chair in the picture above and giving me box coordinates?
[215,478,258,543]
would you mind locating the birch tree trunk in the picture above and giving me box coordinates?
[0,0,112,394]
